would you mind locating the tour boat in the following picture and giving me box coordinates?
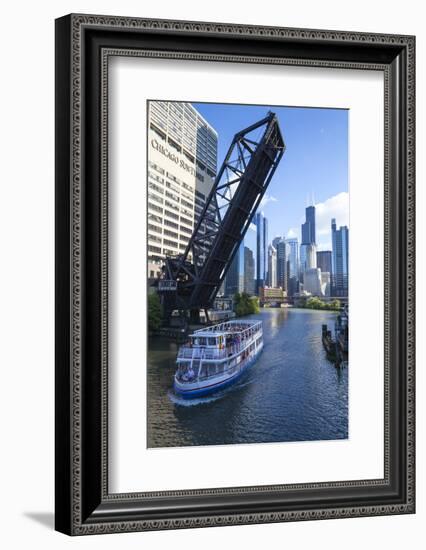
[174,319,263,399]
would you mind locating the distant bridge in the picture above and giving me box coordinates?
[259,293,349,307]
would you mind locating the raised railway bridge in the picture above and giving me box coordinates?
[156,112,286,327]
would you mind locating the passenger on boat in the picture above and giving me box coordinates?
[181,366,195,382]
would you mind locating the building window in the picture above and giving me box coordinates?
[148,192,163,205]
[167,137,181,153]
[148,181,163,194]
[180,225,192,235]
[163,238,178,248]
[150,123,166,141]
[148,161,165,175]
[165,190,180,203]
[148,202,163,214]
[148,223,162,234]
[181,199,193,209]
[164,210,179,221]
[164,218,179,229]
[164,229,179,239]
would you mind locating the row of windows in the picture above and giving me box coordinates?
[148,202,163,214]
[164,229,178,239]
[147,219,194,237]
[148,223,161,234]
[165,179,180,194]
[164,218,178,229]
[150,111,167,131]
[148,234,162,244]
[165,190,179,203]
[148,181,163,195]
[181,198,193,209]
[180,225,192,235]
[163,238,178,248]
[148,171,164,185]
[165,209,179,221]
[148,242,187,256]
[148,160,165,176]
[164,199,179,212]
[166,172,193,193]
[150,123,166,141]
[165,199,179,212]
[148,192,163,205]
[180,207,192,218]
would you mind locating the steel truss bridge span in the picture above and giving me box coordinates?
[159,112,285,324]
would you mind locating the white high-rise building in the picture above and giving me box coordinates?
[304,267,322,296]
[147,101,218,278]
[321,271,331,296]
[300,242,317,278]
[267,244,277,288]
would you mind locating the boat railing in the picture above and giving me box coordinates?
[177,339,256,361]
[192,319,263,337]
[197,362,240,382]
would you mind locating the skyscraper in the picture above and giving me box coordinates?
[225,241,245,296]
[255,212,268,293]
[304,267,322,296]
[331,219,349,297]
[316,250,332,275]
[267,244,277,288]
[244,246,255,295]
[285,237,299,296]
[301,205,316,245]
[147,101,217,279]
[300,243,317,276]
[300,205,316,284]
[273,237,288,291]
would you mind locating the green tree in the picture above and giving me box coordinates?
[234,292,259,316]
[300,296,341,311]
[306,296,324,309]
[148,292,162,331]
[250,296,260,313]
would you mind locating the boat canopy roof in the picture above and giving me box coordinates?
[190,320,262,338]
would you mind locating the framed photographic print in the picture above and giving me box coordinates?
[55,14,415,535]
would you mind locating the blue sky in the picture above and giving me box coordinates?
[192,102,349,252]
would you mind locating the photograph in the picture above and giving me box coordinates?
[52,9,415,538]
[146,100,349,448]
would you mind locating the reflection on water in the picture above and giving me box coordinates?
[147,308,348,448]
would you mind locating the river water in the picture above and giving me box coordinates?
[147,308,348,448]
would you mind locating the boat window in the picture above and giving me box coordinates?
[208,337,216,346]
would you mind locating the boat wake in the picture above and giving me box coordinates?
[168,377,253,407]
[167,390,223,407]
